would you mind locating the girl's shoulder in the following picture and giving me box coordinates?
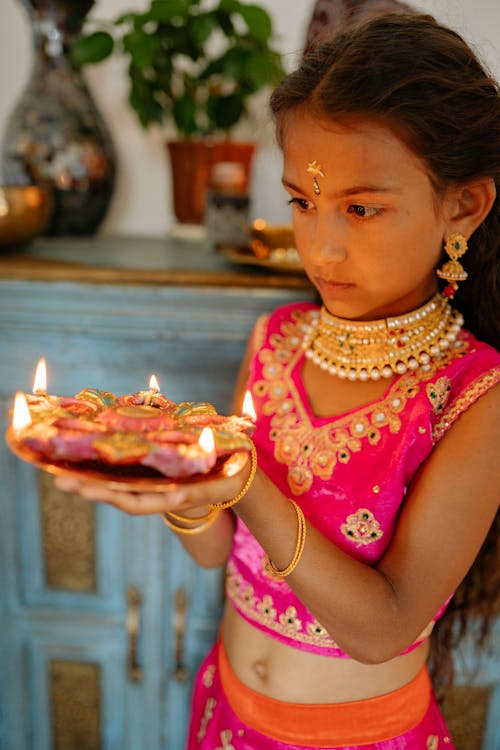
[429,329,500,443]
[249,301,319,357]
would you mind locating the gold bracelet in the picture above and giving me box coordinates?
[265,499,306,578]
[166,508,216,524]
[209,443,257,511]
[160,508,220,535]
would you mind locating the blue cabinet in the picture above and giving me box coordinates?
[0,236,315,750]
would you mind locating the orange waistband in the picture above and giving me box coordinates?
[218,641,431,746]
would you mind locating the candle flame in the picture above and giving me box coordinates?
[149,374,160,391]
[198,426,215,454]
[12,392,32,431]
[33,357,47,394]
[242,390,256,420]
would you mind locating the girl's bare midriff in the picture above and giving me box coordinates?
[222,603,429,703]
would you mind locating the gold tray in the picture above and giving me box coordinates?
[221,246,304,274]
[6,427,249,493]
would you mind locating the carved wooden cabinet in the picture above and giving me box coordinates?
[0,236,315,750]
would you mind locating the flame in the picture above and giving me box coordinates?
[242,390,256,421]
[149,374,160,391]
[12,392,32,431]
[33,357,47,394]
[198,426,215,454]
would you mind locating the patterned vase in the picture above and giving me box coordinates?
[2,0,116,235]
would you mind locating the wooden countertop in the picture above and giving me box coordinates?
[0,234,313,290]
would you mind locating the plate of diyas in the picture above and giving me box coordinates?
[6,371,255,492]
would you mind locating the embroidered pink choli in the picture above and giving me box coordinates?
[226,302,500,657]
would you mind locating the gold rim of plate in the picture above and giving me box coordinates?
[5,427,250,493]
[221,246,304,273]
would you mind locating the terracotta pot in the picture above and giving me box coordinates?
[166,139,255,224]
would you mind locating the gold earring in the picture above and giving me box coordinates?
[436,232,468,298]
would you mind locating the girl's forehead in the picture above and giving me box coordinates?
[282,113,426,174]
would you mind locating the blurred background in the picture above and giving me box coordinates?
[0,0,499,237]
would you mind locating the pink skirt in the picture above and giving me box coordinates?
[186,641,456,749]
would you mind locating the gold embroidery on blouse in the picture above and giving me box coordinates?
[341,508,383,545]
[226,562,340,649]
[197,697,216,743]
[202,664,216,688]
[253,308,437,495]
[432,367,500,442]
[426,377,451,412]
[217,729,235,750]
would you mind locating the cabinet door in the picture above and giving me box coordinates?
[0,428,223,750]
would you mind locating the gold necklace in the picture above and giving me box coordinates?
[302,293,464,381]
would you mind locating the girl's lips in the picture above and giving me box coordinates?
[315,277,355,292]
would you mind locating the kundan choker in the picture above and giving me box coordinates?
[302,293,464,381]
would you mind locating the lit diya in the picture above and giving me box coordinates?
[7,364,255,486]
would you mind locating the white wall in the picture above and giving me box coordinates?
[0,0,498,235]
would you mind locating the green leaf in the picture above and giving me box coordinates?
[71,31,114,65]
[123,31,160,68]
[172,94,198,136]
[129,71,165,128]
[189,13,217,45]
[237,4,272,42]
[245,49,284,88]
[148,0,190,22]
[207,94,245,131]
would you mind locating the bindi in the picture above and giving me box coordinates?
[306,160,325,195]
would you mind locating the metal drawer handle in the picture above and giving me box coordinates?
[172,587,188,682]
[126,586,143,683]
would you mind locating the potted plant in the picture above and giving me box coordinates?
[72,0,285,224]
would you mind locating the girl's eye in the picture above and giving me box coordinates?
[347,204,380,218]
[287,197,312,211]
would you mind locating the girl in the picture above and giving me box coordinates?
[58,14,500,750]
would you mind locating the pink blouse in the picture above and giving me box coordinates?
[226,302,500,657]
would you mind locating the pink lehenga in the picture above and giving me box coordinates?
[186,302,500,750]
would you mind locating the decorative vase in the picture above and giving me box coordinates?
[1,0,116,236]
[167,140,254,225]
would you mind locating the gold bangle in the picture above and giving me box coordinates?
[265,499,306,578]
[209,444,257,511]
[160,508,219,535]
[166,508,216,524]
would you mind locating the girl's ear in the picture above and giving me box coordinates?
[444,176,496,238]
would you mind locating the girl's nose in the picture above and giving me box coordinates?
[309,219,347,264]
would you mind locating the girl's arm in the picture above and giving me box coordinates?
[233,383,499,663]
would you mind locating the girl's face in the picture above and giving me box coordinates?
[282,113,449,320]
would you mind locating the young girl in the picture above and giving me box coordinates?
[57,13,500,749]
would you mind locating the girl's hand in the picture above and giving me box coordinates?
[53,450,254,517]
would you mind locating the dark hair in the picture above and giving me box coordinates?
[272,13,500,351]
[271,13,500,696]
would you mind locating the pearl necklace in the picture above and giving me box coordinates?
[302,293,464,381]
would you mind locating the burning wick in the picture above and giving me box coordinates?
[198,426,215,455]
[242,390,256,421]
[142,374,160,406]
[33,357,47,395]
[12,392,32,433]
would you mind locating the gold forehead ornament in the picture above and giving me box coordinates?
[307,160,324,195]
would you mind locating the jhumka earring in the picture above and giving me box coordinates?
[307,160,324,195]
[436,232,468,298]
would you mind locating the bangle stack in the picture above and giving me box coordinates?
[161,507,220,535]
[160,444,257,535]
[265,499,306,578]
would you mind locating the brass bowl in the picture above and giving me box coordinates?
[0,185,52,249]
[249,219,296,259]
